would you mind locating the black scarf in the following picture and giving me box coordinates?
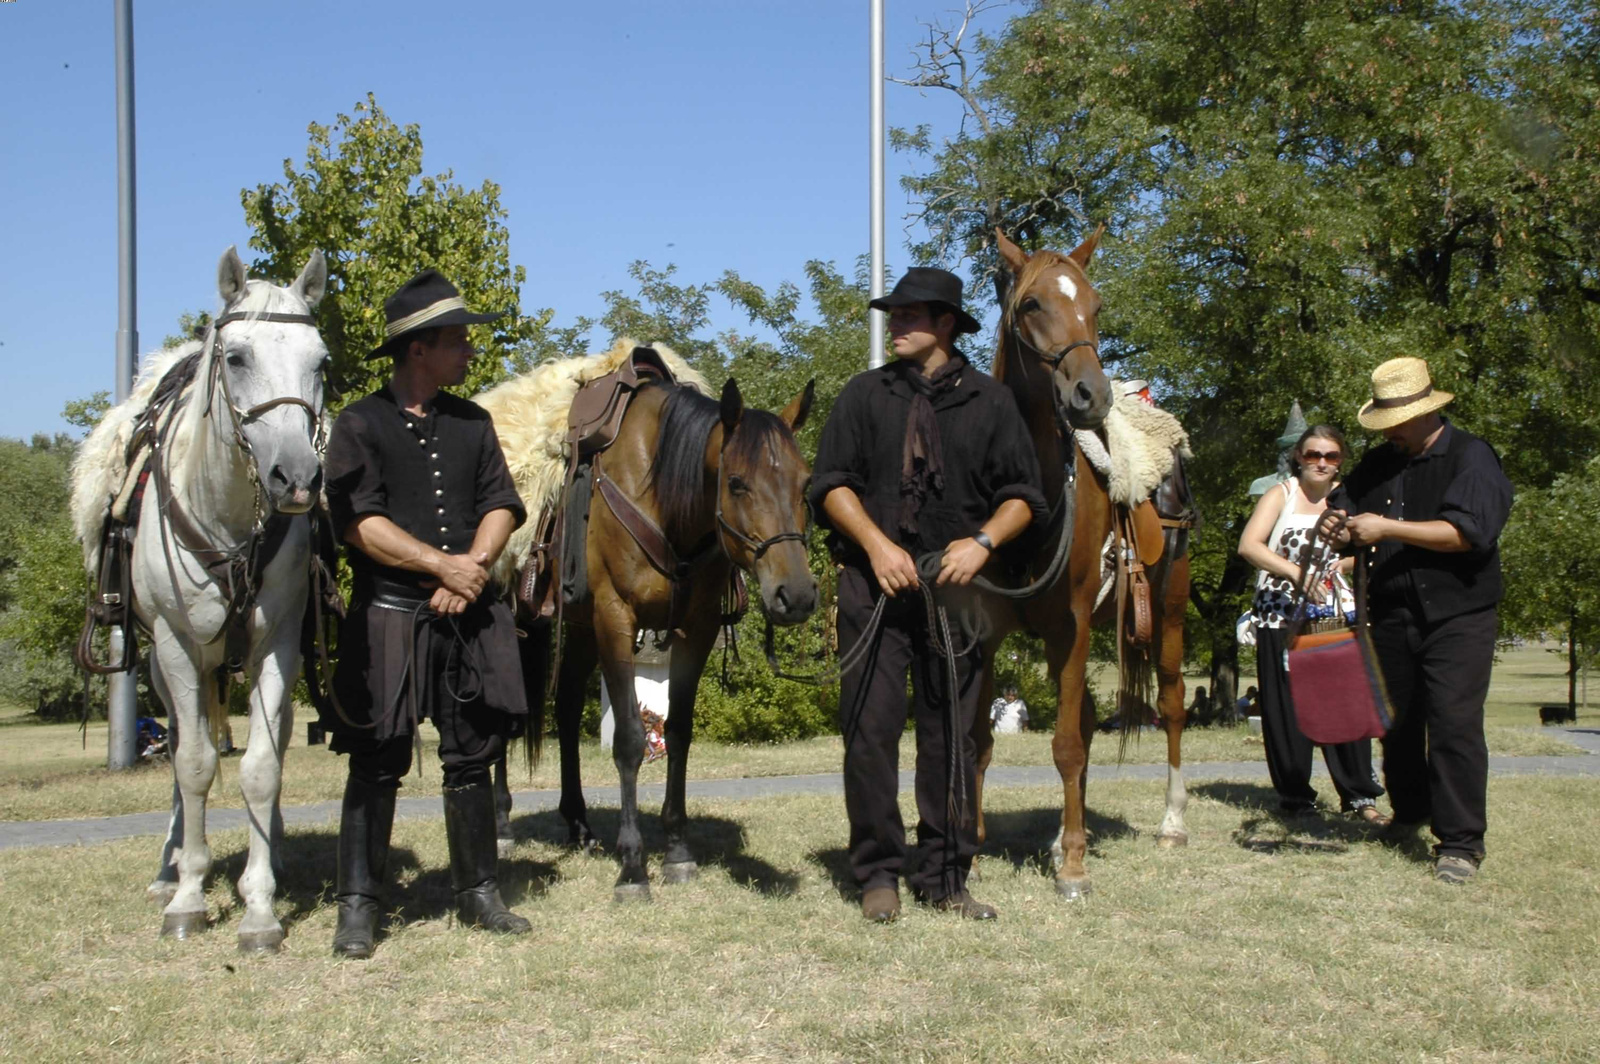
[898,354,966,539]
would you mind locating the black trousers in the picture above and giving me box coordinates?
[340,696,508,790]
[836,566,983,900]
[1367,604,1496,861]
[1255,627,1385,812]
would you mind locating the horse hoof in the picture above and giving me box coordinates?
[1055,877,1092,901]
[1156,832,1189,849]
[613,882,652,904]
[661,861,698,885]
[496,838,514,859]
[237,928,284,955]
[147,882,178,908]
[160,911,209,939]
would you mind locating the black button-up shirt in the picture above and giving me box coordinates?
[325,386,526,596]
[1329,420,1513,623]
[807,357,1048,569]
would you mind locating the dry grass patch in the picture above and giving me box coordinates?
[0,775,1597,1062]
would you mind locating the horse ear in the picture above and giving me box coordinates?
[780,379,815,432]
[720,378,744,436]
[1068,224,1105,269]
[995,228,1028,276]
[291,249,327,310]
[217,246,249,307]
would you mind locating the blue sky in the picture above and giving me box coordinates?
[0,1,1013,440]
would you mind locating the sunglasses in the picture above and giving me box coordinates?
[1300,450,1342,464]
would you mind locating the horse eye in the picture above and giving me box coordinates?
[1020,297,1040,313]
[728,475,749,496]
[226,352,248,369]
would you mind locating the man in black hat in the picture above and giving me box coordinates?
[808,267,1047,922]
[321,269,531,957]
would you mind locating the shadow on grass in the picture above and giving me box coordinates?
[210,827,561,947]
[804,805,1137,900]
[1190,780,1425,860]
[507,807,803,897]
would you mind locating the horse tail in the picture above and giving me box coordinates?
[1115,632,1156,763]
[516,617,552,772]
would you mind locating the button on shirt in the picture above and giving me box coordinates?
[325,386,526,594]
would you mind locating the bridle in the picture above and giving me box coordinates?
[203,309,327,468]
[712,456,811,566]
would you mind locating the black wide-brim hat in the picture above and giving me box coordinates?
[367,268,506,360]
[868,267,982,335]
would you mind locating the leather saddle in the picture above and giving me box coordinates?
[517,346,676,621]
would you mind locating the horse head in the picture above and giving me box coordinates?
[211,246,329,515]
[996,227,1111,431]
[715,378,819,627]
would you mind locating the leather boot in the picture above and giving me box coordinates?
[332,777,396,959]
[443,781,532,934]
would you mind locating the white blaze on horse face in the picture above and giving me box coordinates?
[1056,273,1078,303]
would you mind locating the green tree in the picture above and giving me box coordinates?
[898,0,1600,703]
[242,94,547,408]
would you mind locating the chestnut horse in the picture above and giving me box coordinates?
[974,229,1191,899]
[521,376,818,900]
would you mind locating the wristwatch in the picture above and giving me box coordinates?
[973,531,995,552]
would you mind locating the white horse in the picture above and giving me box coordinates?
[72,247,328,952]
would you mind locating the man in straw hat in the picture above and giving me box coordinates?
[1321,356,1512,884]
[320,269,531,957]
[807,267,1047,922]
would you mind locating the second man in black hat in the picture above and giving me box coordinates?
[808,267,1047,922]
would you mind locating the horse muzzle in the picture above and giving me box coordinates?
[268,465,322,515]
[1058,375,1111,430]
[761,576,819,627]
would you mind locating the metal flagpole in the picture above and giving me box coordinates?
[107,0,139,770]
[868,0,886,369]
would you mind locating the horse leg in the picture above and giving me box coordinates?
[661,620,716,884]
[555,628,600,852]
[492,756,514,857]
[234,625,298,954]
[146,656,182,907]
[1050,613,1095,900]
[154,626,219,939]
[595,608,649,901]
[972,655,997,850]
[1154,552,1190,848]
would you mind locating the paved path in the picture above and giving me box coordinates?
[4,729,1597,852]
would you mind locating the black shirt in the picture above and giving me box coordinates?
[324,386,526,596]
[1329,420,1512,623]
[807,356,1048,568]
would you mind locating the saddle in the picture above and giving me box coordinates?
[1111,448,1197,648]
[516,346,677,621]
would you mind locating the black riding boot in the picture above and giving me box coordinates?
[443,782,532,934]
[332,777,396,959]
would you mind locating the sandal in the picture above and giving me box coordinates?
[1356,806,1393,828]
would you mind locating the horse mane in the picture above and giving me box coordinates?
[650,386,796,546]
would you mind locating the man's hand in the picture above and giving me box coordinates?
[937,537,991,587]
[1316,510,1352,549]
[868,541,919,597]
[434,551,490,601]
[429,587,470,616]
[1343,513,1390,547]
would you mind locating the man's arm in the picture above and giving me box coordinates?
[343,515,491,605]
[1341,514,1471,552]
[823,486,920,596]
[937,498,1035,587]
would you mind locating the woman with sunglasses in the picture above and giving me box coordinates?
[1238,425,1389,825]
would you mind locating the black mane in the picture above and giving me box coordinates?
[649,382,794,545]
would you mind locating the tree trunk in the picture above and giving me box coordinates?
[1570,608,1579,717]
[1203,554,1254,721]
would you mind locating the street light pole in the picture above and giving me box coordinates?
[108,0,139,770]
[868,0,886,369]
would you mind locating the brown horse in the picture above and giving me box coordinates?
[974,228,1191,900]
[521,376,818,900]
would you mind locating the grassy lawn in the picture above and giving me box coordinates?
[1,643,1588,823]
[0,774,1595,1062]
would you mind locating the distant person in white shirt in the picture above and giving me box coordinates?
[990,685,1029,734]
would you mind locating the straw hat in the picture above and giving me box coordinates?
[1357,356,1453,430]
